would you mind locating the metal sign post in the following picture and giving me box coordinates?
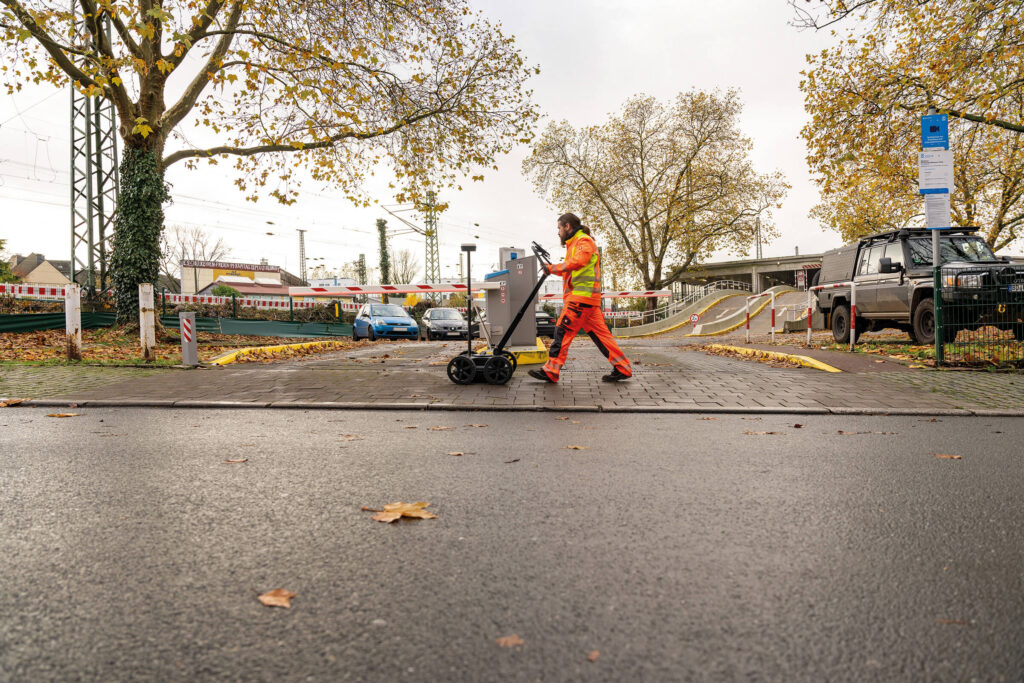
[180,312,198,366]
[921,108,950,363]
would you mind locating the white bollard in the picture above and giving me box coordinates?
[179,312,198,366]
[139,283,156,362]
[64,284,82,361]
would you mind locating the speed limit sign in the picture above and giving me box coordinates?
[689,313,700,323]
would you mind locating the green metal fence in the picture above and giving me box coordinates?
[937,264,1024,366]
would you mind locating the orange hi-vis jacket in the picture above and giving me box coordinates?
[549,230,602,305]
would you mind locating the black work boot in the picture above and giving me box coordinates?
[601,369,631,382]
[528,369,555,383]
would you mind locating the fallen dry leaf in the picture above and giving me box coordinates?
[466,424,489,428]
[341,434,364,441]
[742,417,762,421]
[922,418,941,422]
[404,425,418,429]
[495,634,524,648]
[258,588,296,608]
[793,424,804,428]
[224,458,248,464]
[0,398,25,407]
[46,413,80,418]
[555,416,570,420]
[875,359,885,363]
[698,416,718,421]
[744,430,780,435]
[429,425,454,431]
[909,364,927,369]
[368,501,438,523]
[934,453,963,460]
[447,451,464,457]
[566,445,587,450]
[504,458,520,464]
[588,650,600,662]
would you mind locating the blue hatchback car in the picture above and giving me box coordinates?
[352,303,419,341]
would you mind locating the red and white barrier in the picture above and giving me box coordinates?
[290,282,670,300]
[807,282,857,350]
[160,293,361,311]
[745,291,778,344]
[0,283,67,299]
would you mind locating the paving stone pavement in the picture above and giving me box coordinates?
[2,332,1022,413]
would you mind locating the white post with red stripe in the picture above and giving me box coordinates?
[180,312,198,366]
[745,291,777,343]
[64,284,82,361]
[139,283,156,362]
[807,281,857,351]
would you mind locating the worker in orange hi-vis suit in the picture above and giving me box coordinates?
[528,213,633,383]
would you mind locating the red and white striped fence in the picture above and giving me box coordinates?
[289,283,671,300]
[0,283,67,299]
[807,282,857,350]
[745,291,778,344]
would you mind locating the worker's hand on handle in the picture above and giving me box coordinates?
[542,263,554,275]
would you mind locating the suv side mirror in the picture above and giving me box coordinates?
[879,257,901,274]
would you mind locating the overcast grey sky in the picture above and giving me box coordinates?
[0,0,838,279]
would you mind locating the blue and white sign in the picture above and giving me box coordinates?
[921,114,949,149]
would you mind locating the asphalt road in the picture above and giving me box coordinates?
[1,408,1022,681]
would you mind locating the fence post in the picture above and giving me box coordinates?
[806,289,814,347]
[179,311,198,366]
[745,298,751,343]
[232,294,237,318]
[289,296,294,322]
[138,283,156,362]
[934,268,944,365]
[64,284,82,361]
[161,287,167,316]
[849,282,857,352]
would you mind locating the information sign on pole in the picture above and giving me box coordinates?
[924,193,952,230]
[918,150,953,194]
[921,114,950,149]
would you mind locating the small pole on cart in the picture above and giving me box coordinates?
[461,243,476,357]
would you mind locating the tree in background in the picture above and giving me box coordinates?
[1,0,539,322]
[210,284,240,297]
[158,225,230,292]
[389,248,420,284]
[796,0,1024,249]
[0,239,19,283]
[523,91,787,304]
[377,218,391,291]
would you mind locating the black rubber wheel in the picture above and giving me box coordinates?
[497,349,518,373]
[352,326,360,341]
[482,355,515,385]
[911,298,935,346]
[447,355,477,385]
[831,303,853,344]
[368,327,376,342]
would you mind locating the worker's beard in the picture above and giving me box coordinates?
[559,229,569,246]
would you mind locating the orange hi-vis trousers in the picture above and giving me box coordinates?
[541,300,632,381]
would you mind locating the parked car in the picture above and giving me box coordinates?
[815,227,1024,344]
[535,307,556,337]
[421,307,470,340]
[352,303,419,341]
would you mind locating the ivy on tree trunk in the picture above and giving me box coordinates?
[109,148,168,324]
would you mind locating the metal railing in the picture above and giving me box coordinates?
[807,282,857,351]
[938,265,1024,366]
[744,291,777,343]
[608,280,751,329]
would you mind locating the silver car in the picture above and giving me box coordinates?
[421,307,470,340]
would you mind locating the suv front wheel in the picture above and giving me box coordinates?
[831,303,858,344]
[910,298,935,346]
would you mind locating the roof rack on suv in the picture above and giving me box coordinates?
[859,226,980,243]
